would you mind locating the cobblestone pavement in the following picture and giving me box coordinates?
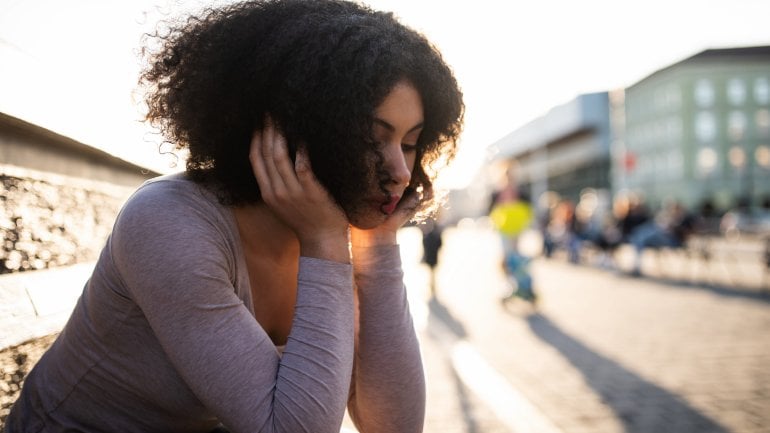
[408,223,770,433]
[2,224,769,432]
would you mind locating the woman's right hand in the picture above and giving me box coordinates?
[249,120,351,263]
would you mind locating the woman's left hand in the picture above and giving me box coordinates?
[350,185,432,247]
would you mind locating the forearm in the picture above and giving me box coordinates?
[145,256,356,433]
[274,257,357,428]
[347,245,425,433]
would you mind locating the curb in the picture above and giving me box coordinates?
[0,262,94,350]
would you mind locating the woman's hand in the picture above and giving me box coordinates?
[249,120,350,262]
[350,185,432,247]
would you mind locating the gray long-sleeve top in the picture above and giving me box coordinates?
[5,173,425,433]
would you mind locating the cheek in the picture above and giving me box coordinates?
[407,154,418,174]
[405,156,421,187]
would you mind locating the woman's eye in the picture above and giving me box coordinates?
[401,143,418,153]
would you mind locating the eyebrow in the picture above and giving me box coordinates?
[374,118,424,134]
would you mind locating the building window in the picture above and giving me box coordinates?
[654,120,665,142]
[728,111,747,142]
[697,147,719,176]
[755,77,770,105]
[669,149,684,178]
[756,145,770,169]
[695,111,717,142]
[727,78,747,106]
[695,79,715,107]
[756,109,770,138]
[656,154,668,178]
[639,155,652,180]
[667,84,682,110]
[655,85,682,111]
[654,88,666,111]
[728,145,746,170]
[667,117,683,141]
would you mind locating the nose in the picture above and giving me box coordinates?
[384,144,412,187]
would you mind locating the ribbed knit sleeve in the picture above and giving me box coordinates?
[347,244,425,433]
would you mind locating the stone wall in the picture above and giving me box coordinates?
[0,171,134,274]
[0,112,160,275]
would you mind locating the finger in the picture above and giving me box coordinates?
[294,147,337,204]
[260,118,288,196]
[295,146,326,192]
[249,131,272,193]
[398,184,432,218]
[294,146,314,184]
[272,131,301,192]
[395,187,421,217]
[261,116,275,162]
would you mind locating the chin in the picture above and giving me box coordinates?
[347,209,388,230]
[350,221,382,230]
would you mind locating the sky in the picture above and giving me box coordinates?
[2,0,770,189]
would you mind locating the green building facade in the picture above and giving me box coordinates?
[617,47,770,211]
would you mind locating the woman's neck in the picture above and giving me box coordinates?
[232,203,300,261]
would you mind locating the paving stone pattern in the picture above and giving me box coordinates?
[434,226,770,433]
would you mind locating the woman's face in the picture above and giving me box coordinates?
[347,80,424,229]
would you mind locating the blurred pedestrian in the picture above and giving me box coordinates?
[489,178,536,304]
[420,218,443,298]
[544,198,578,260]
[616,192,651,243]
[628,200,697,276]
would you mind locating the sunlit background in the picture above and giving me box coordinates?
[3,0,770,189]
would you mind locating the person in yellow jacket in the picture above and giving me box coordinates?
[488,182,536,304]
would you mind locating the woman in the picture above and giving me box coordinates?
[5,0,463,432]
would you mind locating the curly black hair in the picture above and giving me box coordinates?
[140,0,464,215]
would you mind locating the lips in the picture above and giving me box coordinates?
[380,195,400,215]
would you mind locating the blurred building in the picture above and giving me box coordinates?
[487,92,614,206]
[486,45,770,218]
[617,46,770,211]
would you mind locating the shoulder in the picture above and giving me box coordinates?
[109,172,241,278]
[119,173,221,223]
[112,172,235,248]
[129,172,214,205]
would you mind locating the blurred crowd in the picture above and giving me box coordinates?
[418,181,770,293]
[535,188,770,276]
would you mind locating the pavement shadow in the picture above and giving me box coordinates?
[526,313,729,433]
[427,296,467,339]
[444,362,481,433]
[425,297,480,432]
[620,272,770,304]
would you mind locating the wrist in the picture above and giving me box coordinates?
[299,229,351,263]
[350,229,397,247]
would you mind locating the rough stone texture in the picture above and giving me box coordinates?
[0,333,58,427]
[0,174,127,274]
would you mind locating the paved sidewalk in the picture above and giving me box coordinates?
[429,224,770,433]
[0,262,93,350]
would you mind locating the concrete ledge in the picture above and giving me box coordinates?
[0,262,94,350]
